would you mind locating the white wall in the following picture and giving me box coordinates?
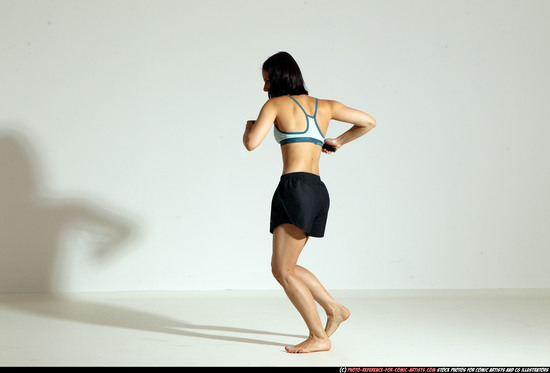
[1,0,549,292]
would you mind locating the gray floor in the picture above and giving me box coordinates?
[0,289,549,366]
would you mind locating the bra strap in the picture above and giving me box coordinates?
[313,98,318,118]
[287,95,309,117]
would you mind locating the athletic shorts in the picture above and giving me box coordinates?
[270,172,330,238]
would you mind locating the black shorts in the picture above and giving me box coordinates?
[270,172,330,238]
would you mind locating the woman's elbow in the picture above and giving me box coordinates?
[365,115,377,130]
[369,119,377,129]
[243,139,258,151]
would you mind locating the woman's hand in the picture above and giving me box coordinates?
[322,138,341,154]
[245,120,256,131]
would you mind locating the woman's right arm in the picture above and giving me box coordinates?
[323,101,376,153]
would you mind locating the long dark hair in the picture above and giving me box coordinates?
[262,52,308,98]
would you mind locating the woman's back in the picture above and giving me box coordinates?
[271,94,330,175]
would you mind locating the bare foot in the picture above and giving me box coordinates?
[285,335,331,353]
[325,305,350,337]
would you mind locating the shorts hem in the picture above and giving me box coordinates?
[270,222,325,238]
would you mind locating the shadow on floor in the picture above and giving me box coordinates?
[0,294,305,347]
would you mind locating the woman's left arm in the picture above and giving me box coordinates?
[243,100,277,151]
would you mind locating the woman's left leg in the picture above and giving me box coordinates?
[294,265,350,337]
[271,223,331,353]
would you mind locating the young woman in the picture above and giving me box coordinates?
[243,52,376,353]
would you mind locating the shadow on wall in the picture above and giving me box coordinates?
[0,127,137,293]
[0,127,301,348]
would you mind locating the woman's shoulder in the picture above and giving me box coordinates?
[262,95,288,108]
[266,95,340,112]
[298,95,339,107]
[315,96,339,104]
[314,97,342,113]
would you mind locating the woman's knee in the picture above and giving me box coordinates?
[271,263,295,285]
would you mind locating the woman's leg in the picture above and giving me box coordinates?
[294,265,350,337]
[271,223,331,353]
[280,234,349,337]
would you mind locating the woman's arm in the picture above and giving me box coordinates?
[323,100,376,154]
[243,99,277,151]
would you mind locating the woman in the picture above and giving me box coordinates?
[243,51,376,353]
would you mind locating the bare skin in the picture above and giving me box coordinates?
[243,69,375,353]
[295,264,351,337]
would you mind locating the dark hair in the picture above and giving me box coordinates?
[262,52,308,98]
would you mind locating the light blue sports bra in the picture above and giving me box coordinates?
[274,95,325,146]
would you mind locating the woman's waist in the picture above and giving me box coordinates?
[281,167,320,176]
[281,147,321,175]
[281,160,321,177]
[280,171,322,183]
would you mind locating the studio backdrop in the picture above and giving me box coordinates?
[1,0,549,292]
